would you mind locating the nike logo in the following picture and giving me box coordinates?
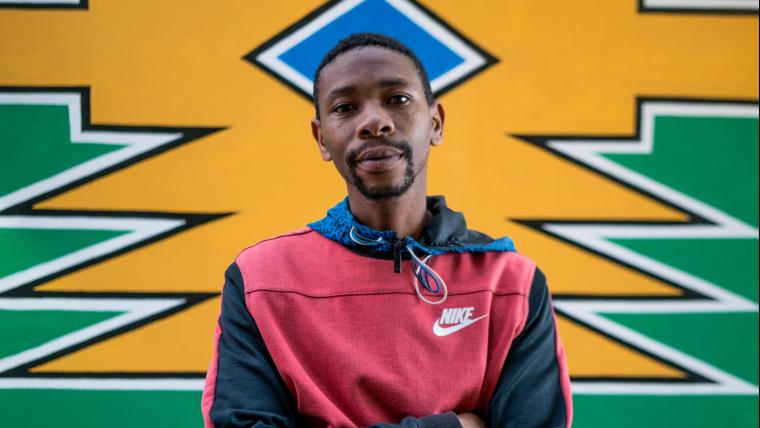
[433,307,488,337]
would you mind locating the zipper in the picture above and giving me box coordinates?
[393,237,404,274]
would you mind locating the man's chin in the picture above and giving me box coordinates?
[350,161,416,201]
[355,182,412,201]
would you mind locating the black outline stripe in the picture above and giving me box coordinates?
[0,0,87,9]
[241,0,498,101]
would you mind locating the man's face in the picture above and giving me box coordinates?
[311,47,444,201]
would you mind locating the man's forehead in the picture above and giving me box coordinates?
[319,46,421,95]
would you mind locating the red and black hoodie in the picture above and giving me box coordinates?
[202,196,572,427]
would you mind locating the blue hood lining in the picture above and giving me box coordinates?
[308,197,515,256]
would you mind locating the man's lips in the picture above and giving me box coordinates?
[354,147,404,172]
[355,147,404,162]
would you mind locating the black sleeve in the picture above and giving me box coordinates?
[369,412,462,428]
[486,268,571,428]
[206,262,300,427]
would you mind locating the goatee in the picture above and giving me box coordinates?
[346,140,415,201]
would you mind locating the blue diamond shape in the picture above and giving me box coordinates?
[245,0,497,99]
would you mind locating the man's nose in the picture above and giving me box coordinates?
[357,103,395,139]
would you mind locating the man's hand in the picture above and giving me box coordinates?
[457,412,485,428]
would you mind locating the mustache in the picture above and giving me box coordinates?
[346,140,412,166]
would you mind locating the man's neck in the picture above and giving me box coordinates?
[347,187,430,239]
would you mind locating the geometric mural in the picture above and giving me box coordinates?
[1,1,757,427]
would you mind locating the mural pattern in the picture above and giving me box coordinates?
[1,1,758,426]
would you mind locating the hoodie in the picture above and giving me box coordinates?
[202,196,572,427]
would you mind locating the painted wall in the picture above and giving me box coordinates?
[1,0,757,426]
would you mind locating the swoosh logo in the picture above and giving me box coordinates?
[433,314,488,337]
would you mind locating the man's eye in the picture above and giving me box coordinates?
[333,104,354,113]
[389,94,410,105]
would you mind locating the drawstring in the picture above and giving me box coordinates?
[349,226,448,305]
[406,245,447,305]
[349,226,384,245]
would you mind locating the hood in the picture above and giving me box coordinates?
[308,196,515,256]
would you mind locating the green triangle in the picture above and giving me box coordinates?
[0,104,126,198]
[0,228,129,278]
[0,309,123,359]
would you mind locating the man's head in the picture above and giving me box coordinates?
[311,33,444,202]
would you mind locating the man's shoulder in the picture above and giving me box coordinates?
[236,227,321,262]
[469,249,538,294]
[487,249,536,267]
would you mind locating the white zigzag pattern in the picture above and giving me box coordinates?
[0,91,195,389]
[643,0,759,12]
[545,101,759,394]
[0,297,186,373]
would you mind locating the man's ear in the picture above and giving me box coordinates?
[311,118,332,161]
[430,101,445,147]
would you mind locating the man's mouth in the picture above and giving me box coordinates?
[354,147,404,171]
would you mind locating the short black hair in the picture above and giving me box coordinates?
[313,32,434,119]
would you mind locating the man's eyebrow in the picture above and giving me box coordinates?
[326,85,356,102]
[379,78,411,88]
[325,79,413,101]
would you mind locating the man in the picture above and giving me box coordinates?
[202,33,572,427]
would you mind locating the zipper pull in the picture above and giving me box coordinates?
[393,238,404,274]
